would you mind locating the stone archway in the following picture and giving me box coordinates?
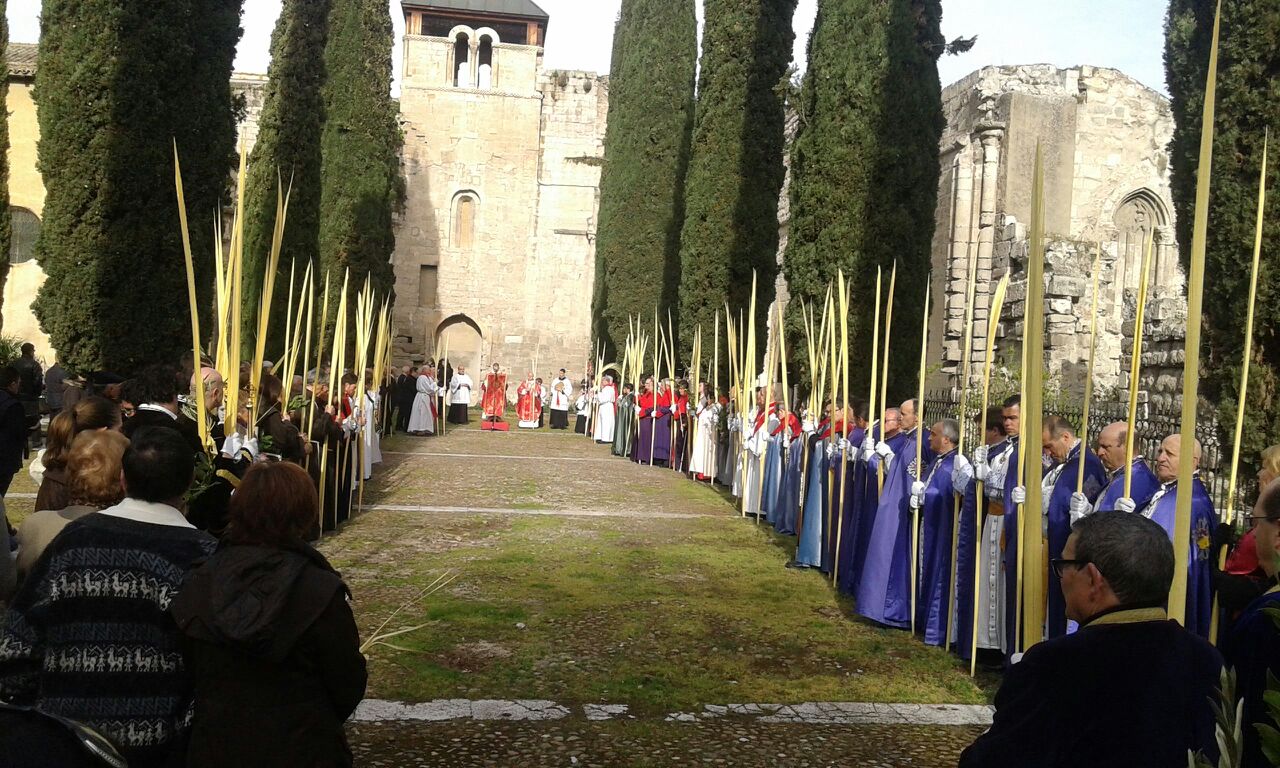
[436,314,484,402]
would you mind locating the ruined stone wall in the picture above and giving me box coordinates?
[931,64,1186,406]
[231,74,267,153]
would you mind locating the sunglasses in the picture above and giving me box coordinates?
[1050,558,1091,579]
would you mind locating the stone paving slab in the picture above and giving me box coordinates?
[357,503,717,519]
[353,698,993,727]
[347,719,985,767]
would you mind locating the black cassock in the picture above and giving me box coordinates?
[960,609,1222,768]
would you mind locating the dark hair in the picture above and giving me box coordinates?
[225,462,318,546]
[122,426,196,502]
[984,406,1004,433]
[0,366,18,389]
[1071,512,1174,607]
[119,378,143,407]
[258,374,284,412]
[20,343,34,356]
[44,396,122,471]
[341,372,358,387]
[134,364,180,405]
[1002,395,1021,409]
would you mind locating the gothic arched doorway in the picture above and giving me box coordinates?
[436,315,484,403]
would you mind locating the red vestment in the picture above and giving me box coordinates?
[481,372,507,419]
[516,380,540,424]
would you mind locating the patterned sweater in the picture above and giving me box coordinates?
[0,511,216,767]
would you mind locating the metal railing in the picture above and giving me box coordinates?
[921,389,1253,522]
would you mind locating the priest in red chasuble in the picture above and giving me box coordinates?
[516,374,542,429]
[480,363,508,423]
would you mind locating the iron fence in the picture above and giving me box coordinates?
[921,389,1254,523]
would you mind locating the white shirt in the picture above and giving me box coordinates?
[449,374,474,405]
[137,403,179,421]
[97,498,195,529]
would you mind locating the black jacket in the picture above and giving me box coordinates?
[170,542,366,768]
[960,609,1222,768]
[0,391,25,474]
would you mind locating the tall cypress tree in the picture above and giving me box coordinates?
[32,0,243,373]
[677,0,797,362]
[1166,0,1280,468]
[0,3,10,309]
[241,0,331,359]
[782,0,944,399]
[591,0,697,359]
[319,0,404,344]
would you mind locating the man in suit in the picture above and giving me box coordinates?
[395,366,417,433]
[960,512,1222,767]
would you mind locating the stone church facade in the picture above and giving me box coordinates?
[927,65,1186,405]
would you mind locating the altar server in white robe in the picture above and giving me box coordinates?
[549,369,574,430]
[593,375,618,444]
[688,383,719,480]
[362,382,383,479]
[408,368,438,435]
[448,366,474,424]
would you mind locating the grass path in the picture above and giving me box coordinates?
[323,425,995,715]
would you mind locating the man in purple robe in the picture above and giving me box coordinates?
[1040,416,1107,638]
[1092,421,1160,514]
[855,399,934,628]
[1137,434,1216,638]
[911,418,972,645]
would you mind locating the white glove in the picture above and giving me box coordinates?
[909,491,923,510]
[973,445,990,482]
[911,480,926,497]
[802,418,816,435]
[242,437,260,460]
[1011,486,1026,505]
[1115,496,1136,514]
[1068,492,1091,523]
[826,442,837,460]
[875,441,894,459]
[221,431,244,459]
[343,416,359,435]
[951,454,974,490]
[861,435,875,455]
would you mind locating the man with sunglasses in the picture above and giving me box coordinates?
[960,512,1222,767]
[1221,478,1280,768]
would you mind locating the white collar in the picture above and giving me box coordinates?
[138,403,178,421]
[97,498,194,529]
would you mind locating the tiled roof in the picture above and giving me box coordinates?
[406,0,549,21]
[7,42,37,78]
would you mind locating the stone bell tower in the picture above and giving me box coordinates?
[392,0,607,385]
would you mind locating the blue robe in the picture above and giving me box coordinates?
[1221,588,1280,768]
[795,437,828,567]
[1043,444,1107,639]
[846,424,885,591]
[1139,477,1217,638]
[917,451,958,646]
[773,436,805,535]
[761,436,784,526]
[855,429,933,628]
[832,426,867,588]
[1094,459,1160,513]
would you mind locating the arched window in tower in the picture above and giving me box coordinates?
[454,192,477,250]
[478,35,494,89]
[453,33,471,88]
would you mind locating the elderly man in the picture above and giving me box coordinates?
[1136,434,1217,638]
[1092,421,1160,514]
[1222,478,1280,768]
[1040,415,1108,638]
[912,418,971,645]
[960,513,1222,767]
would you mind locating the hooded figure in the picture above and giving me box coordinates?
[170,463,366,768]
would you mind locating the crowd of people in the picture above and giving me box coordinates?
[0,354,386,766]
[574,369,1280,765]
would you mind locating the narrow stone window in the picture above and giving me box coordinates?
[418,265,438,308]
[9,208,40,265]
[454,194,476,250]
[453,33,471,88]
[478,36,494,89]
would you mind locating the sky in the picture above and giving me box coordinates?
[9,1,1169,94]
